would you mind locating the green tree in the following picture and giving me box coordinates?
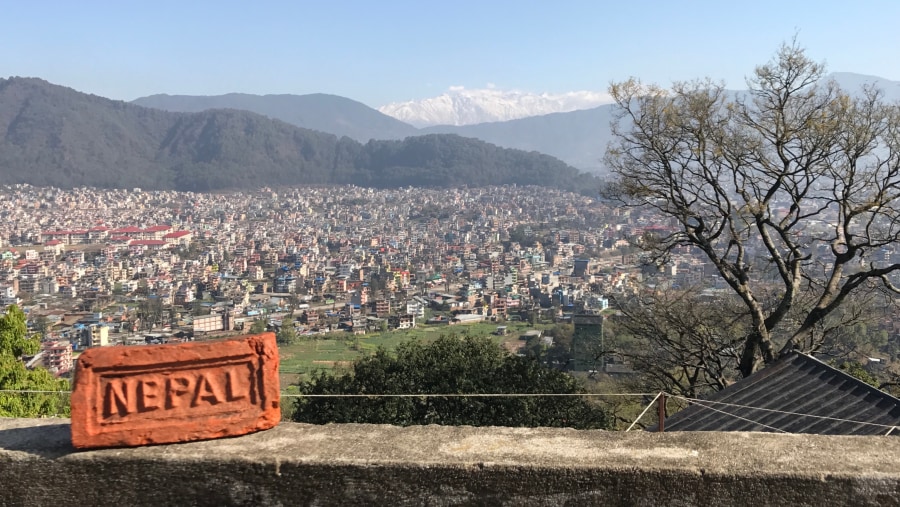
[834,360,880,387]
[292,334,609,429]
[605,41,900,378]
[522,324,575,370]
[276,317,298,345]
[0,306,37,358]
[0,306,70,417]
[249,318,267,334]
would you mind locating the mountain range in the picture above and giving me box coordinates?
[377,88,613,127]
[133,73,900,175]
[0,77,599,193]
[3,72,896,192]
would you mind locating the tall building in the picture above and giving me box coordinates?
[571,314,603,371]
[572,259,590,278]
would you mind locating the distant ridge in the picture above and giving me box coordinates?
[133,89,617,173]
[827,72,900,102]
[423,106,616,173]
[0,77,599,193]
[133,92,418,142]
[129,72,900,176]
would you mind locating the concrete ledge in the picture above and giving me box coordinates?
[2,418,900,506]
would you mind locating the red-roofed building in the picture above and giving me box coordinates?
[163,230,193,246]
[88,226,109,243]
[40,230,88,245]
[40,230,67,243]
[70,229,89,244]
[43,239,65,256]
[110,226,143,239]
[142,225,172,240]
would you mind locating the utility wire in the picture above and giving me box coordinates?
[281,392,657,398]
[0,389,655,398]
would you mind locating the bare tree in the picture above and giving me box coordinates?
[606,41,900,377]
[609,284,881,397]
[609,287,746,398]
[138,296,165,331]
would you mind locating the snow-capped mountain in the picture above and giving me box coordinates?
[378,87,613,127]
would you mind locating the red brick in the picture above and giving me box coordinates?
[71,332,280,449]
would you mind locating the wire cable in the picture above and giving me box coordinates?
[0,389,656,398]
[625,391,662,432]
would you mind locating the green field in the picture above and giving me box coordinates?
[277,321,544,387]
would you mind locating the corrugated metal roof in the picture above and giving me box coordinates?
[652,352,900,435]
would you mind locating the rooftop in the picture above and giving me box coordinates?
[655,352,900,435]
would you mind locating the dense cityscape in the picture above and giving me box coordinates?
[0,183,640,377]
[5,180,900,381]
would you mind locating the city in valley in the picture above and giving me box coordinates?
[2,183,647,378]
[6,182,900,384]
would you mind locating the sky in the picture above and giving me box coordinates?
[3,0,899,108]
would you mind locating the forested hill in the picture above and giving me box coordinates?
[133,92,419,142]
[0,77,599,193]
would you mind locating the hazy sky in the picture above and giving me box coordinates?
[3,0,898,107]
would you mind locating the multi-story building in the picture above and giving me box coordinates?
[0,285,19,308]
[375,299,391,317]
[81,324,109,348]
[42,340,73,374]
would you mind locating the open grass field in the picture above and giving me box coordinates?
[277,321,546,387]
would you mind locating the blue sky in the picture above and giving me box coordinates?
[3,0,898,107]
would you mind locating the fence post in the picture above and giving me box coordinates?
[657,392,666,432]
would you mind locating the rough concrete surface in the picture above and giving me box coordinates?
[2,418,900,506]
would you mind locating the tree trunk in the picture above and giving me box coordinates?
[738,331,777,378]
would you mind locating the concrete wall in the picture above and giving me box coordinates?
[2,418,900,506]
